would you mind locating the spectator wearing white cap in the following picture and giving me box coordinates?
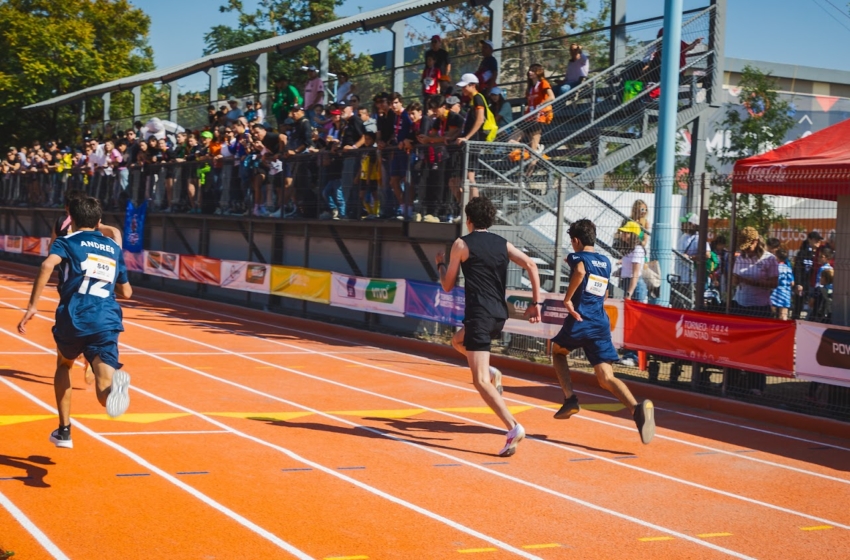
[456,73,490,199]
[672,212,710,307]
[475,39,499,95]
[304,65,325,122]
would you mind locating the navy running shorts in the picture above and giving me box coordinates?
[462,317,506,352]
[390,151,409,178]
[551,334,619,366]
[55,330,123,371]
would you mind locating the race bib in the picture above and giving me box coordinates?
[84,254,117,283]
[585,273,608,297]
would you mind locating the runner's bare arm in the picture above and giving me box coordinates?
[506,242,542,323]
[562,259,585,321]
[18,254,62,334]
[115,282,133,300]
[436,238,467,292]
[98,223,123,247]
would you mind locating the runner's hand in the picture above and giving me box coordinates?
[435,251,445,266]
[524,303,541,323]
[564,300,582,322]
[18,306,37,334]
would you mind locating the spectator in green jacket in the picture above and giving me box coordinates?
[272,76,303,125]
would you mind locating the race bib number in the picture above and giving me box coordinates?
[84,254,117,283]
[585,273,608,297]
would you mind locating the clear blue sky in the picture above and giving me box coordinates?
[138,0,850,91]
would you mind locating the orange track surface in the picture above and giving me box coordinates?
[0,266,848,560]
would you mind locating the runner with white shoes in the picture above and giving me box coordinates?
[550,219,655,444]
[436,196,542,457]
[18,196,134,449]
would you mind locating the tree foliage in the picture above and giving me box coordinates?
[0,0,154,144]
[204,0,373,100]
[709,65,797,235]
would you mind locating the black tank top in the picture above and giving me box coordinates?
[461,230,509,320]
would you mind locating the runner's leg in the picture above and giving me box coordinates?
[54,352,75,427]
[452,329,515,430]
[593,362,637,414]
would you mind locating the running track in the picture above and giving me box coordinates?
[0,264,848,560]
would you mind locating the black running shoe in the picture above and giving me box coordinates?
[49,426,73,449]
[634,400,656,444]
[553,395,580,419]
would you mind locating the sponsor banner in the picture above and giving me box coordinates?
[330,273,406,316]
[270,266,331,303]
[504,291,625,346]
[5,236,22,254]
[220,260,271,294]
[22,237,43,256]
[143,250,180,280]
[624,301,795,377]
[123,200,147,253]
[795,321,850,388]
[179,255,222,285]
[123,250,144,273]
[404,280,464,326]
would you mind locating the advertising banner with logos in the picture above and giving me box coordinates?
[22,237,45,256]
[404,280,464,326]
[123,250,144,273]
[179,255,222,286]
[795,321,850,387]
[220,260,271,294]
[330,273,406,316]
[143,250,180,280]
[505,291,625,346]
[270,266,331,303]
[4,236,22,254]
[624,301,796,377]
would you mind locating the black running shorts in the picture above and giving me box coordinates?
[462,317,506,352]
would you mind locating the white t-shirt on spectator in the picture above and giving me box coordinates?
[255,108,265,124]
[336,82,353,102]
[621,244,645,279]
[565,54,590,84]
[676,232,708,283]
[733,251,779,307]
[304,77,325,108]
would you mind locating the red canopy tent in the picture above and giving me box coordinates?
[732,117,850,201]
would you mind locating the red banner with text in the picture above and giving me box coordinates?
[624,301,796,377]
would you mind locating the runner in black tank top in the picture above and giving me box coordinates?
[436,197,542,457]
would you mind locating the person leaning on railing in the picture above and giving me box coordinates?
[555,43,589,96]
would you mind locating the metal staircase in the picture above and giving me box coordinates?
[466,5,722,292]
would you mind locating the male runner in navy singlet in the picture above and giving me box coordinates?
[550,219,655,444]
[18,196,133,449]
[436,197,542,456]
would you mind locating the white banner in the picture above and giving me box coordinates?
[4,236,22,254]
[795,321,850,388]
[220,260,271,294]
[143,250,180,279]
[329,273,406,316]
[504,291,625,348]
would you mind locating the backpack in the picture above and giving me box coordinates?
[473,93,499,142]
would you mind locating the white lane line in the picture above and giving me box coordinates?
[112,294,850,486]
[120,289,850,454]
[0,336,313,560]
[0,297,760,559]
[0,327,542,560]
[0,489,70,560]
[99,430,230,436]
[120,351,390,356]
[109,309,850,531]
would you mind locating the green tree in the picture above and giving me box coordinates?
[0,0,154,144]
[709,65,796,236]
[204,0,373,103]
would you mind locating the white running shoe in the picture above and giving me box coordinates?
[106,370,131,418]
[489,366,503,395]
[497,423,525,457]
[49,427,73,449]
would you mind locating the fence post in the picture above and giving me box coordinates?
[724,191,737,313]
[695,173,709,310]
[461,142,471,235]
[553,178,567,294]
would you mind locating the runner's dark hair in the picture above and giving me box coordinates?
[465,196,496,230]
[69,196,102,229]
[569,219,596,247]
